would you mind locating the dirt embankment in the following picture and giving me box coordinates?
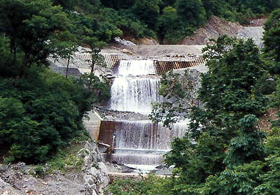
[181,16,266,45]
[181,16,243,45]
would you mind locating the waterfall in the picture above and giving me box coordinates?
[100,120,189,166]
[104,59,189,171]
[110,60,160,114]
[117,60,156,76]
[114,120,187,150]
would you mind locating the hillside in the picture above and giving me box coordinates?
[181,16,243,45]
[1,1,280,195]
[181,16,266,46]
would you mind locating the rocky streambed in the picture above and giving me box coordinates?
[0,141,110,195]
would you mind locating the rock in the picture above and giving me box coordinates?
[137,38,159,45]
[0,141,110,195]
[92,190,98,195]
[114,37,136,47]
[248,18,267,27]
[0,178,25,195]
[83,141,110,195]
[121,49,133,55]
[236,27,264,48]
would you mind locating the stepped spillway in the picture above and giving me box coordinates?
[110,60,160,114]
[102,59,189,172]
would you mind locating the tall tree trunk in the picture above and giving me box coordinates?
[89,52,96,88]
[66,55,70,78]
[13,53,30,86]
[10,38,17,62]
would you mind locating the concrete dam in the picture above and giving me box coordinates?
[49,25,264,173]
[97,59,194,172]
[51,45,206,172]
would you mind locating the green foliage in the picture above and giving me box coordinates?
[46,141,88,173]
[0,97,25,145]
[0,0,112,164]
[263,9,280,74]
[100,0,134,10]
[157,6,179,43]
[2,0,275,46]
[79,73,111,105]
[32,165,46,178]
[199,131,280,195]
[2,0,276,47]
[252,128,280,195]
[147,36,275,195]
[132,0,162,30]
[176,0,206,27]
[105,175,172,195]
[253,155,280,195]
[52,0,77,9]
[150,70,200,127]
[223,115,266,167]
[0,68,109,163]
[201,0,227,18]
[200,160,266,195]
[50,0,280,44]
[265,127,280,155]
[166,134,225,185]
[0,0,74,69]
[200,37,267,121]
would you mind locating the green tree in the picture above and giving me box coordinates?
[201,0,227,18]
[263,9,280,74]
[0,0,73,83]
[158,6,178,42]
[52,0,77,9]
[176,0,206,26]
[0,97,24,146]
[161,0,176,7]
[132,0,162,30]
[0,67,110,163]
[261,0,280,12]
[161,37,268,194]
[100,0,135,10]
[223,115,265,167]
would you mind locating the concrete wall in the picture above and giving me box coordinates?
[98,121,117,146]
[50,65,82,78]
[83,111,103,141]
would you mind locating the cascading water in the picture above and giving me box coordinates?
[110,60,160,114]
[114,120,186,150]
[117,60,156,76]
[109,120,189,166]
[104,59,188,172]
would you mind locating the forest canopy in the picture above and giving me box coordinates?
[0,0,110,163]
[1,0,278,46]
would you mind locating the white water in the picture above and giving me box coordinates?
[109,120,189,166]
[110,60,160,114]
[117,60,156,76]
[107,60,189,169]
[114,120,189,150]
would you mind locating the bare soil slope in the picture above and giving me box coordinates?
[181,16,266,45]
[181,16,243,45]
